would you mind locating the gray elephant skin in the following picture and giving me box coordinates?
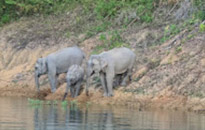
[86,47,136,97]
[63,65,84,100]
[35,46,85,93]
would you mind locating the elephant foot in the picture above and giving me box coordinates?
[120,82,127,86]
[51,88,56,93]
[103,93,108,97]
[108,93,114,97]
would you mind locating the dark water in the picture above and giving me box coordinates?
[0,97,205,130]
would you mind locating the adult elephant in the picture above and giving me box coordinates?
[86,47,136,97]
[34,46,85,93]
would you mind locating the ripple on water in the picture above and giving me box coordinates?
[0,97,205,130]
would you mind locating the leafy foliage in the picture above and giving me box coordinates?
[92,30,129,54]
[0,0,155,26]
[1,0,203,30]
[160,24,180,43]
[193,0,205,21]
[199,23,205,32]
[0,0,74,25]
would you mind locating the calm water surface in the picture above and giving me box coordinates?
[0,97,205,130]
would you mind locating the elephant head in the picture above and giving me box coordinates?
[86,55,108,95]
[34,57,47,92]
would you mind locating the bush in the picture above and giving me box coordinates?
[0,0,155,25]
[199,23,205,32]
[94,0,120,19]
[0,0,74,25]
[92,30,129,54]
[160,24,180,43]
[193,0,205,21]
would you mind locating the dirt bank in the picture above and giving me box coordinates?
[0,11,205,112]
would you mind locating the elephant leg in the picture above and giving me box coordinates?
[74,80,82,97]
[121,69,132,86]
[127,67,134,83]
[113,74,121,88]
[70,87,75,98]
[47,63,57,93]
[106,73,114,97]
[48,73,57,93]
[100,72,108,97]
[120,71,129,86]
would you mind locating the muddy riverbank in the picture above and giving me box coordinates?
[0,6,205,113]
[0,84,205,113]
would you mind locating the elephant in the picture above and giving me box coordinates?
[34,46,85,93]
[113,73,127,88]
[62,65,84,100]
[86,47,136,97]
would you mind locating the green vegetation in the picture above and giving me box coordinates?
[1,0,204,27]
[61,100,68,108]
[28,98,59,106]
[86,22,111,38]
[86,101,92,108]
[70,100,78,110]
[0,0,154,26]
[28,98,43,105]
[70,100,78,106]
[193,0,205,21]
[92,30,129,54]
[160,24,180,43]
[175,46,182,54]
[199,23,205,32]
[0,0,72,25]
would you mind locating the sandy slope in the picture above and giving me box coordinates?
[0,17,205,112]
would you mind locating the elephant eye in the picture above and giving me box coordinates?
[35,66,38,70]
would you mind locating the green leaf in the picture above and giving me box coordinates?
[5,0,16,5]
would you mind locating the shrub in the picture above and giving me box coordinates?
[199,23,205,32]
[193,0,205,21]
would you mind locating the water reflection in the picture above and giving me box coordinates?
[0,97,205,130]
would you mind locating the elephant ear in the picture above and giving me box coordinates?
[92,58,99,65]
[38,58,47,74]
[100,58,108,70]
[36,58,41,64]
[42,58,48,72]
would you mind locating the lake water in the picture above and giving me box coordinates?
[0,97,205,130]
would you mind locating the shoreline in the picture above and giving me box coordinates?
[0,85,205,113]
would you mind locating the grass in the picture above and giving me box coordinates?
[160,24,180,43]
[28,98,43,105]
[1,0,154,27]
[91,30,130,54]
[199,23,205,32]
[175,46,182,54]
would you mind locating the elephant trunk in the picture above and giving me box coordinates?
[62,92,68,101]
[86,76,90,96]
[63,80,70,101]
[35,71,40,92]
[85,69,94,96]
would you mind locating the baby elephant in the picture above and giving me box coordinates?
[62,65,84,100]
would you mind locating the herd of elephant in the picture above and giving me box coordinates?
[34,46,136,100]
